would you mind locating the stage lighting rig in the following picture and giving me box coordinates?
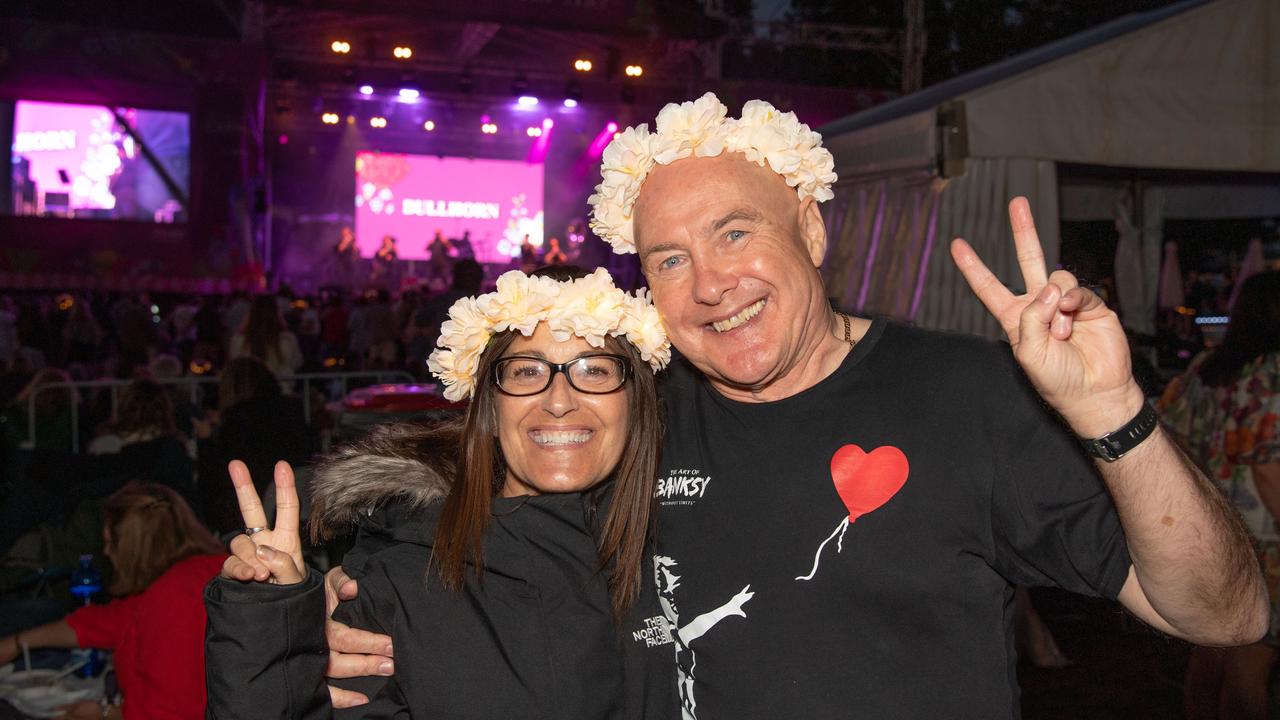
[393,46,413,60]
[370,116,388,128]
[527,126,542,137]
[564,81,582,107]
[624,64,643,77]
[573,59,593,72]
[331,40,351,54]
[423,120,436,131]
[321,112,340,124]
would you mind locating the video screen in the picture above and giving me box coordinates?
[10,100,190,222]
[355,153,544,264]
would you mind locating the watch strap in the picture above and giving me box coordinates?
[1080,401,1159,462]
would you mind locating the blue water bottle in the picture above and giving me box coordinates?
[69,554,103,677]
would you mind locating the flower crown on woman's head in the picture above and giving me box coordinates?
[427,268,671,401]
[587,92,838,255]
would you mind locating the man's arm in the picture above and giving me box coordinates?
[952,197,1267,646]
[1099,409,1265,645]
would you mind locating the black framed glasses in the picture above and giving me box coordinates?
[493,354,631,396]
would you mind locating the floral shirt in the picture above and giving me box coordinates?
[1160,351,1280,622]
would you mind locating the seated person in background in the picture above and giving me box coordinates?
[196,357,315,535]
[0,483,226,720]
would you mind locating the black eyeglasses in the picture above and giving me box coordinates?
[492,355,630,396]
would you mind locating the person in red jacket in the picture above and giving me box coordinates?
[0,482,226,720]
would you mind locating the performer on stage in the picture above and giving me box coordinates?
[425,230,453,291]
[372,235,399,287]
[544,237,568,265]
[332,227,358,287]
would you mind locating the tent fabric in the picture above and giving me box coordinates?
[822,157,1057,339]
[1113,190,1165,335]
[963,0,1280,171]
[816,0,1278,339]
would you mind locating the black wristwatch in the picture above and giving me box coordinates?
[1080,402,1159,462]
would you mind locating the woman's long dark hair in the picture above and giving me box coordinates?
[1198,270,1280,387]
[433,267,663,621]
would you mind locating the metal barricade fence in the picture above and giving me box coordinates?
[20,371,416,453]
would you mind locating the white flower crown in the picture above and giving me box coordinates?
[587,92,838,255]
[427,268,672,401]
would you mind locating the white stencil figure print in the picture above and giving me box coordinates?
[654,555,754,720]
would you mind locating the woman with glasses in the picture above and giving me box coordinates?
[203,267,678,718]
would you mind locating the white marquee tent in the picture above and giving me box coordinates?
[816,0,1280,338]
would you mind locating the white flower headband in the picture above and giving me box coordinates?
[427,268,672,401]
[587,92,838,255]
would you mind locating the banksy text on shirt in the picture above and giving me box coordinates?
[656,469,712,505]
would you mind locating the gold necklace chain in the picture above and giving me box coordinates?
[839,313,856,348]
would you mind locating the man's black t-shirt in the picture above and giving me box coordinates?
[655,318,1132,719]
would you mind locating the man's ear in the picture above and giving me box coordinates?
[797,196,827,267]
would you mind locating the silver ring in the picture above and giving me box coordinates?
[244,526,268,536]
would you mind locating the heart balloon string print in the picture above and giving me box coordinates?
[796,444,909,582]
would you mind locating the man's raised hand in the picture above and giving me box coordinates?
[950,197,1145,437]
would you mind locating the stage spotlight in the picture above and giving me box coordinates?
[321,112,340,124]
[562,99,578,108]
[542,118,554,129]
[624,64,643,77]
[517,96,539,107]
[331,40,351,54]
[370,116,387,128]
[607,122,618,132]
[423,120,436,131]
[573,59,593,72]
[398,88,420,101]
[359,85,374,96]
[393,46,413,59]
[527,126,542,137]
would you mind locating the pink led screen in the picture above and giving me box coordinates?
[10,100,190,222]
[355,152,544,263]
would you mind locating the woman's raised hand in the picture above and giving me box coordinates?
[221,459,306,585]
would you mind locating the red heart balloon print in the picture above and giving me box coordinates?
[830,444,909,523]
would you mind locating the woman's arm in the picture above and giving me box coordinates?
[0,619,79,663]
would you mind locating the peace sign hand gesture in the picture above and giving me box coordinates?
[221,459,306,585]
[950,197,1145,438]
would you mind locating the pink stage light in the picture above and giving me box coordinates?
[572,121,620,177]
[526,117,555,164]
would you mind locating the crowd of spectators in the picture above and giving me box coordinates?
[0,259,485,584]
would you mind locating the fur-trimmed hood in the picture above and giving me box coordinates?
[308,421,459,542]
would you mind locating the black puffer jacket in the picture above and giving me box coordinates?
[204,423,678,719]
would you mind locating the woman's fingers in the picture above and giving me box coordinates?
[253,543,304,585]
[227,534,270,582]
[228,460,269,532]
[272,461,301,537]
